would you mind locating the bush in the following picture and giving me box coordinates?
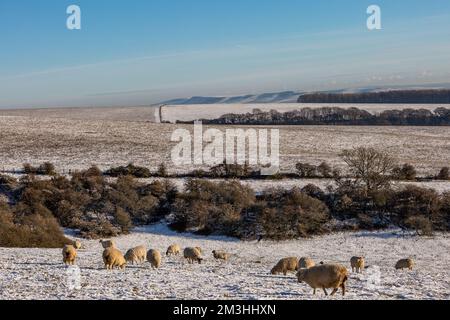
[437,167,449,180]
[104,163,151,178]
[0,204,70,248]
[390,186,445,233]
[301,184,325,199]
[22,162,56,176]
[115,207,133,234]
[405,216,433,236]
[317,162,333,178]
[209,163,253,178]
[257,188,330,239]
[392,164,417,180]
[172,179,255,236]
[296,163,317,178]
[157,163,168,177]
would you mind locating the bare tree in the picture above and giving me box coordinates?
[340,147,396,194]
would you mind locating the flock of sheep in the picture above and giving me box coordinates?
[62,240,415,297]
[269,256,414,296]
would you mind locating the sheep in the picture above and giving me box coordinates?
[297,264,349,296]
[124,245,147,265]
[183,247,203,264]
[166,244,181,256]
[212,250,230,261]
[350,256,365,273]
[299,257,315,269]
[99,239,115,249]
[395,258,414,270]
[270,257,299,275]
[73,240,82,250]
[62,245,77,265]
[147,249,162,269]
[103,247,126,270]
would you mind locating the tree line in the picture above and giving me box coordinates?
[297,89,450,104]
[194,107,450,126]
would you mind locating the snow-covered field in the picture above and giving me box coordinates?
[0,111,449,176]
[0,226,449,300]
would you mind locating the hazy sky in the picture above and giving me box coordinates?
[0,0,450,108]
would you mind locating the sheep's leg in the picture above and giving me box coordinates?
[341,283,346,296]
[322,288,328,296]
[313,288,316,295]
[330,288,338,296]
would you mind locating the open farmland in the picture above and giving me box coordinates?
[0,226,449,300]
[0,106,449,176]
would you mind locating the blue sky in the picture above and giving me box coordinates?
[0,0,450,108]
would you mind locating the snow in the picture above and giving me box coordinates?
[1,226,449,300]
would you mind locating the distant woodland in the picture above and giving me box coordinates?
[297,89,450,104]
[194,107,450,126]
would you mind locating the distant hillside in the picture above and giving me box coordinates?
[161,91,302,105]
[298,90,450,104]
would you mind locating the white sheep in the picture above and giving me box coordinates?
[395,258,414,270]
[299,257,315,269]
[62,245,77,265]
[212,250,230,261]
[103,247,126,270]
[350,256,365,273]
[166,244,181,256]
[99,239,115,249]
[73,240,82,250]
[271,257,299,275]
[147,249,162,269]
[297,264,349,296]
[124,245,147,264]
[183,247,203,264]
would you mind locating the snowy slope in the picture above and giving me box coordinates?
[0,226,449,300]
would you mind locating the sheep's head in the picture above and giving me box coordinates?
[296,269,307,282]
[270,267,277,275]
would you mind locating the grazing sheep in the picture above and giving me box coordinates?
[62,245,77,265]
[166,244,181,256]
[147,249,162,269]
[184,247,203,264]
[212,250,230,261]
[299,257,315,269]
[99,239,115,249]
[271,257,299,275]
[395,258,414,270]
[297,264,349,296]
[73,240,82,250]
[124,245,147,265]
[103,247,126,270]
[350,256,365,273]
